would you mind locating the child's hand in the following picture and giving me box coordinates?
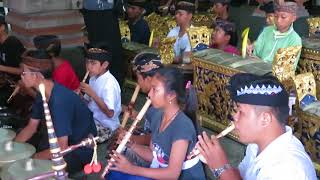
[247,43,254,57]
[80,82,95,97]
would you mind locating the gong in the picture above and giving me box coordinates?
[1,158,53,180]
[0,141,36,168]
[0,128,16,143]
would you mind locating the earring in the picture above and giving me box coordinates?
[169,100,172,104]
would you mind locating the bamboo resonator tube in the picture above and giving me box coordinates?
[101,98,152,178]
[39,83,68,179]
[121,84,140,127]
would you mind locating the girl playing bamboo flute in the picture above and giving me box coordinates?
[116,52,163,168]
[106,67,206,180]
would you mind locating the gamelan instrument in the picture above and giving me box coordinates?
[0,128,16,143]
[28,83,99,180]
[1,158,52,180]
[0,141,36,168]
[187,122,235,163]
[101,98,152,178]
[121,84,140,128]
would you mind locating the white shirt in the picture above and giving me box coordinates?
[84,71,121,131]
[239,126,317,180]
[167,26,191,58]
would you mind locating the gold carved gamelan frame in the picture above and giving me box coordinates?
[193,57,241,141]
[298,47,320,99]
[293,73,320,177]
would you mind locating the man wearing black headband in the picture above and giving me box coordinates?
[80,47,121,143]
[167,1,195,64]
[127,0,151,45]
[196,73,317,179]
[15,49,97,174]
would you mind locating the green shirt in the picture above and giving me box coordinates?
[253,25,302,70]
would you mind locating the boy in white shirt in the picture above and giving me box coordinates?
[80,47,121,143]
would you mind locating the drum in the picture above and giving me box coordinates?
[0,141,36,168]
[0,128,16,143]
[1,159,53,180]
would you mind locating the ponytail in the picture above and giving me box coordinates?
[184,81,200,135]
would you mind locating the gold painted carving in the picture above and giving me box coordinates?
[158,37,176,64]
[119,20,131,41]
[272,46,302,91]
[307,17,320,38]
[293,73,316,103]
[187,26,213,49]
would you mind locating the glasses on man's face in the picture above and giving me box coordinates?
[22,71,38,76]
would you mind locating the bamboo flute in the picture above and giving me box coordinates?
[121,84,140,127]
[187,122,235,162]
[101,98,152,178]
[7,86,20,103]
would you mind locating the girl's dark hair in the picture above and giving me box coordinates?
[155,67,200,134]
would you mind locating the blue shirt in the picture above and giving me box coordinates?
[32,82,97,164]
[84,0,114,10]
[128,17,150,45]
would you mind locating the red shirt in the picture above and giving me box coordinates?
[52,60,80,91]
[210,44,240,55]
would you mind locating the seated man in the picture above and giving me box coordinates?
[127,0,151,45]
[197,73,317,179]
[15,49,97,174]
[0,16,25,75]
[248,2,302,70]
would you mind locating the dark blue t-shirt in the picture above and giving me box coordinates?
[128,18,150,45]
[32,82,97,170]
[150,111,206,180]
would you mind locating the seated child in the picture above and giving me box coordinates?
[259,1,275,26]
[167,1,195,64]
[117,52,163,168]
[33,35,80,91]
[80,46,121,143]
[247,1,302,69]
[210,19,239,55]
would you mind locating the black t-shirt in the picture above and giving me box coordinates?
[0,36,25,67]
[128,17,151,45]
